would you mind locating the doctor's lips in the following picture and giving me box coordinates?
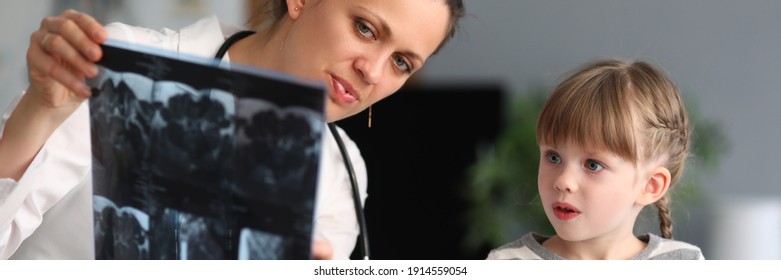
[552,202,581,220]
[329,74,360,104]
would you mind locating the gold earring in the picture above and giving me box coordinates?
[368,106,372,128]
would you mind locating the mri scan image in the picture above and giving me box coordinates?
[88,40,325,259]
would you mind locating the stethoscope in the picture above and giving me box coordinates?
[217,31,370,260]
[327,123,370,260]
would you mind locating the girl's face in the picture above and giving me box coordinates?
[537,141,647,243]
[280,0,450,122]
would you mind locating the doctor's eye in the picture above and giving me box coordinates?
[393,54,411,73]
[355,19,376,40]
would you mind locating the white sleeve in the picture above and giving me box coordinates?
[0,92,38,257]
[0,92,92,259]
[314,126,368,260]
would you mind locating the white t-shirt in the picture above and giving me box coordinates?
[0,16,367,260]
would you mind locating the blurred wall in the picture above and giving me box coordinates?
[0,1,50,113]
[420,0,781,259]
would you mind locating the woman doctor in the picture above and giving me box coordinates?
[0,0,465,259]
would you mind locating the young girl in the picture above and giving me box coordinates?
[487,59,704,260]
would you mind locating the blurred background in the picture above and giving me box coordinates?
[2,0,779,260]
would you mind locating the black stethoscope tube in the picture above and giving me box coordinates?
[328,123,370,260]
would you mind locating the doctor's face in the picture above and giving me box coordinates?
[279,0,450,122]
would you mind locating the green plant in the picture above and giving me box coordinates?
[461,88,727,254]
[461,88,550,252]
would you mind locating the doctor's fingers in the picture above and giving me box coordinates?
[30,28,98,79]
[38,10,107,62]
[26,38,93,99]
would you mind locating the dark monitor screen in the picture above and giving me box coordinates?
[337,84,504,260]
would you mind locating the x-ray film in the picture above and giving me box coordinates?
[87,39,325,260]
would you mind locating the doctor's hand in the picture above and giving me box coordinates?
[26,9,106,113]
[312,240,334,260]
[0,10,107,181]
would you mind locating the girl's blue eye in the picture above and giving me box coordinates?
[585,160,604,172]
[546,152,561,164]
[356,20,375,39]
[393,55,411,73]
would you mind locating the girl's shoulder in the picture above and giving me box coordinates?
[637,233,705,260]
[486,232,564,260]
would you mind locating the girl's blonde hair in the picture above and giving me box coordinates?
[536,59,690,239]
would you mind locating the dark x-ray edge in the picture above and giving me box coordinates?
[95,39,326,108]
